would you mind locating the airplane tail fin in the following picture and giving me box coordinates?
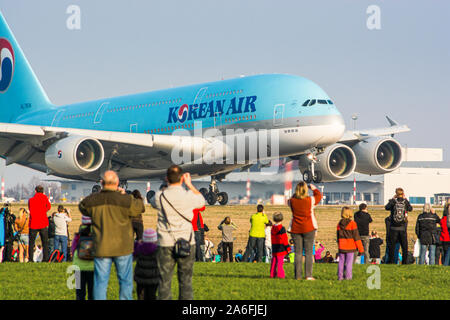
[0,11,53,123]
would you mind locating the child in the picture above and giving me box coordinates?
[234,249,243,262]
[270,212,291,279]
[71,215,94,300]
[314,241,325,262]
[337,207,364,280]
[134,228,160,300]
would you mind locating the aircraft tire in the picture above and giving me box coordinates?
[217,192,228,206]
[303,170,313,183]
[199,188,209,199]
[206,192,217,205]
[92,185,101,194]
[313,171,323,183]
[146,190,155,203]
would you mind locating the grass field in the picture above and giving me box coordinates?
[2,203,449,300]
[0,261,449,300]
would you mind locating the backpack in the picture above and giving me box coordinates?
[392,198,407,224]
[77,225,95,260]
[49,249,64,262]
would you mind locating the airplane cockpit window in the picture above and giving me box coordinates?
[302,99,310,106]
[327,100,334,104]
[318,100,327,104]
[308,99,316,106]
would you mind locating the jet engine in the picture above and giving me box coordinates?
[352,137,402,175]
[45,136,105,176]
[298,143,356,182]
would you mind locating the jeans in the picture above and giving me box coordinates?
[93,254,133,300]
[29,228,49,262]
[194,231,204,262]
[76,271,94,300]
[338,252,354,280]
[292,230,316,279]
[387,229,408,265]
[157,245,195,300]
[243,237,265,262]
[222,242,233,262]
[444,244,450,266]
[419,244,436,265]
[54,235,68,262]
[384,242,400,264]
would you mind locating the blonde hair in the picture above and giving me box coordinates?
[423,203,432,213]
[293,182,309,199]
[18,208,27,219]
[341,206,353,219]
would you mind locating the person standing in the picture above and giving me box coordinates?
[243,205,269,263]
[79,170,145,300]
[218,216,237,262]
[28,185,51,263]
[192,206,207,262]
[53,205,72,262]
[369,231,383,264]
[439,201,450,266]
[288,182,322,280]
[270,212,291,279]
[131,190,145,241]
[353,203,373,264]
[264,221,273,263]
[152,165,205,300]
[203,235,214,262]
[384,187,413,265]
[415,204,440,265]
[337,207,364,280]
[133,228,160,300]
[14,208,30,263]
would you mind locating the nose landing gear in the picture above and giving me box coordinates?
[302,152,323,184]
[200,177,229,206]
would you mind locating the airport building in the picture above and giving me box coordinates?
[54,147,450,206]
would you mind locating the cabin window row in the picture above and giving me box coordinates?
[302,99,334,107]
[205,89,243,99]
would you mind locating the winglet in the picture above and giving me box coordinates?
[386,116,398,127]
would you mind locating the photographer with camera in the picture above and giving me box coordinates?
[152,165,205,300]
[14,208,30,262]
[52,205,72,262]
[28,185,52,263]
[0,203,17,262]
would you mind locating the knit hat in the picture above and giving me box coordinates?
[81,215,92,225]
[143,228,157,243]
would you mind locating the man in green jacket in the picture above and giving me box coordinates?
[79,170,145,300]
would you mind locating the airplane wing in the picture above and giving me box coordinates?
[0,122,208,172]
[338,116,410,146]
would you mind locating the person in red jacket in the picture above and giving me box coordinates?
[270,212,291,279]
[28,185,51,262]
[288,182,322,280]
[440,203,450,266]
[192,206,207,262]
[337,207,364,280]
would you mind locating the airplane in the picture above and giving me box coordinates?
[0,12,410,205]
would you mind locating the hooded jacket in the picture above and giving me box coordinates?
[337,219,364,254]
[133,241,159,285]
[271,224,291,256]
[415,211,440,245]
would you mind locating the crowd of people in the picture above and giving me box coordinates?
[0,166,449,299]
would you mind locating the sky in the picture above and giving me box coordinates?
[0,0,449,187]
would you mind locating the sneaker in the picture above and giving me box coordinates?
[306,277,316,281]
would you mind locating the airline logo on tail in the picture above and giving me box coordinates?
[0,38,14,93]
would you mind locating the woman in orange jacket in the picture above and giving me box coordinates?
[337,207,364,280]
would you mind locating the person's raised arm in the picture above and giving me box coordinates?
[309,184,322,205]
[183,173,201,196]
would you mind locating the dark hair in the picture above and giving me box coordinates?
[58,205,65,213]
[167,165,183,184]
[257,204,264,213]
[131,189,142,200]
[35,185,44,193]
[359,203,367,211]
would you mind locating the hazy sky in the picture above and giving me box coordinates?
[0,0,449,187]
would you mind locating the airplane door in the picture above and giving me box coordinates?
[273,104,284,126]
[130,123,138,133]
[94,102,109,124]
[213,111,222,132]
[51,109,66,127]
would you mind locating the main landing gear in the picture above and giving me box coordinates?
[200,177,228,206]
[302,153,323,184]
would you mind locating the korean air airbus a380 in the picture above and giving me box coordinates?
[0,12,409,205]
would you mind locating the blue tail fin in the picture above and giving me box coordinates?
[0,11,53,123]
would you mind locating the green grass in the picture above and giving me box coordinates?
[1,262,449,300]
